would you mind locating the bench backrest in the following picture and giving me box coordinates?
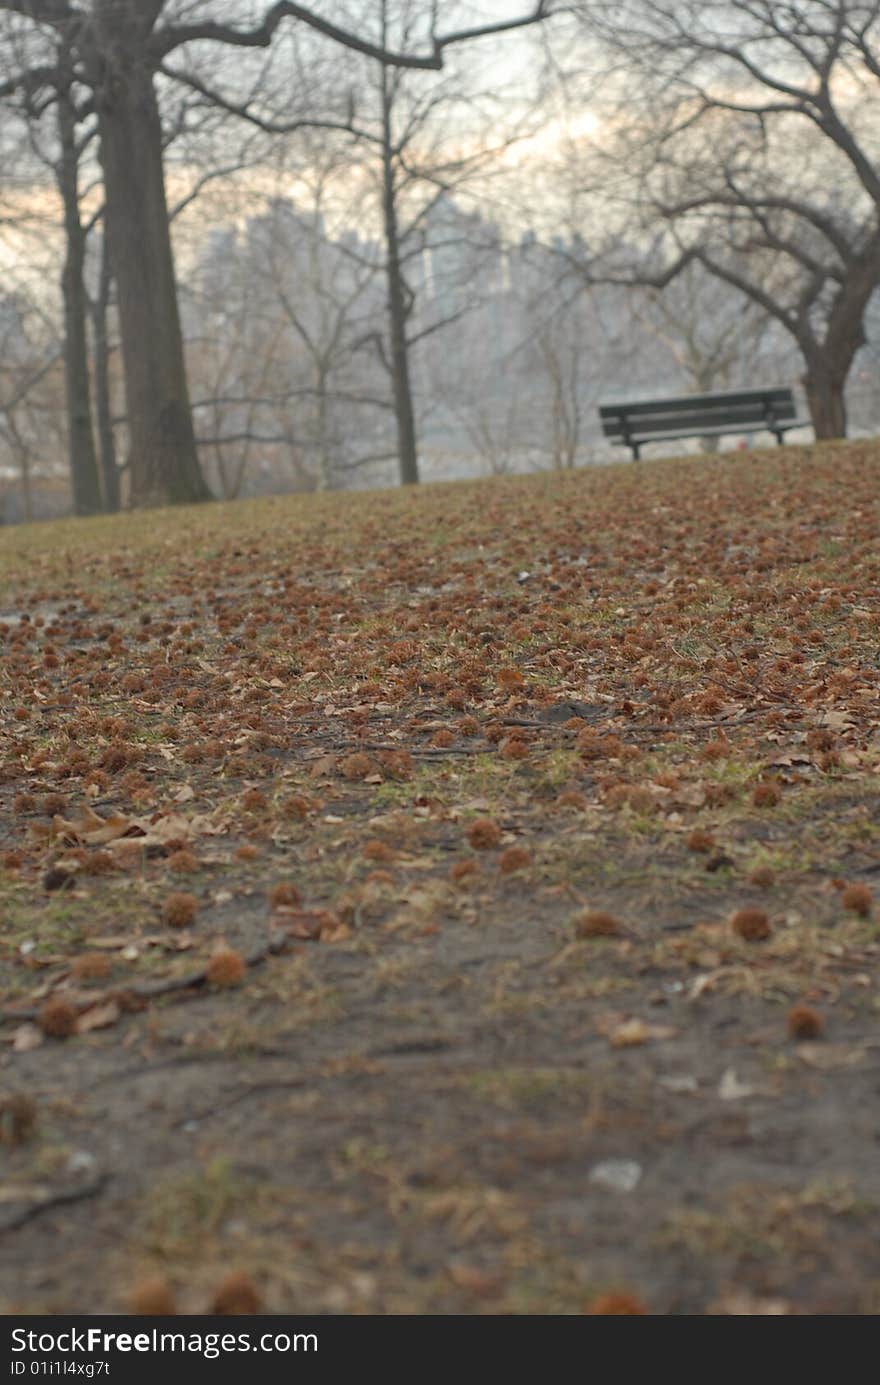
[599,387,796,441]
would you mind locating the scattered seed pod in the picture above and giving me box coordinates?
[687,829,715,854]
[752,781,781,808]
[586,1291,648,1315]
[38,996,78,1038]
[233,844,261,862]
[841,883,872,918]
[749,866,776,889]
[211,1271,262,1315]
[206,949,246,987]
[268,881,301,908]
[167,849,198,874]
[574,910,622,939]
[162,892,199,928]
[499,846,531,874]
[362,840,394,864]
[339,752,374,781]
[71,952,112,981]
[730,907,771,942]
[449,859,479,884]
[499,736,529,760]
[787,1003,824,1041]
[467,818,501,849]
[128,1276,177,1315]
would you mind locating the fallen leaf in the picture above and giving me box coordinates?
[796,1043,868,1071]
[10,1023,43,1052]
[608,1019,676,1047]
[718,1068,755,1100]
[74,1000,121,1034]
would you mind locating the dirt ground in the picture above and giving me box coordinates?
[1,444,879,1315]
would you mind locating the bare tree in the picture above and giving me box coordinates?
[0,0,553,506]
[569,0,880,439]
[0,288,64,521]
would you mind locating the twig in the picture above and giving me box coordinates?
[0,1172,108,1233]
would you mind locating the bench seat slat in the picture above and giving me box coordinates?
[599,386,794,421]
[603,419,809,446]
[597,386,808,458]
[601,407,796,438]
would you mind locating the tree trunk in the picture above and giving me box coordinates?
[93,34,210,507]
[57,85,102,516]
[803,365,848,440]
[381,66,419,486]
[91,227,121,512]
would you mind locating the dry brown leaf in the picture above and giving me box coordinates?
[10,1023,44,1052]
[796,1043,868,1071]
[271,908,335,941]
[74,1000,121,1034]
[608,1018,676,1048]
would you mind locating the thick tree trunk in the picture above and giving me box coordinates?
[94,36,210,507]
[803,365,848,440]
[381,69,419,486]
[798,241,876,441]
[57,87,102,516]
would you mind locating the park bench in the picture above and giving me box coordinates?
[599,386,809,460]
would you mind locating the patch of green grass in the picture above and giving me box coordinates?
[458,1067,590,1110]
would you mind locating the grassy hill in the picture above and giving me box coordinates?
[2,441,879,1314]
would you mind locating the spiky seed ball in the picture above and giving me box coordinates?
[749,866,776,889]
[574,910,622,939]
[167,849,198,874]
[556,790,588,811]
[0,1093,37,1145]
[84,849,115,876]
[431,728,456,748]
[162,892,199,928]
[841,883,873,918]
[449,859,479,884]
[38,996,78,1038]
[233,844,260,862]
[340,752,374,781]
[586,1291,647,1315]
[71,952,111,981]
[467,818,501,850]
[268,881,301,908]
[753,782,781,808]
[211,1271,262,1315]
[128,1276,177,1315]
[241,788,267,812]
[499,846,531,875]
[730,907,771,941]
[500,736,529,761]
[365,869,394,887]
[281,794,311,820]
[787,1004,824,1041]
[362,840,394,863]
[206,949,246,987]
